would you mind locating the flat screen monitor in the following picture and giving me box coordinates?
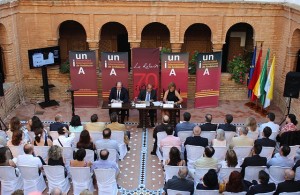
[28,46,61,69]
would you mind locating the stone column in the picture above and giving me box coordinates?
[88,41,99,67]
[130,42,140,49]
[47,39,58,46]
[212,42,224,52]
[1,43,15,82]
[171,43,182,53]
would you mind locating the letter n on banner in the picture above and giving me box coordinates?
[161,53,188,101]
[69,51,98,108]
[195,52,222,108]
[101,52,128,100]
[132,48,160,99]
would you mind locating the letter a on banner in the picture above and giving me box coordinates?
[195,52,222,108]
[69,51,98,108]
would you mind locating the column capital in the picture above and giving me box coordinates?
[87,41,99,51]
[130,41,140,49]
[171,43,183,53]
[1,43,13,52]
[212,42,224,52]
[47,39,58,46]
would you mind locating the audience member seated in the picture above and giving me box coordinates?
[212,129,226,147]
[254,126,276,147]
[165,147,186,166]
[34,127,53,146]
[194,146,218,169]
[160,126,181,150]
[106,112,130,150]
[7,130,25,146]
[11,189,24,195]
[50,187,63,195]
[274,169,300,195]
[92,149,119,175]
[259,112,279,137]
[220,149,239,168]
[31,116,45,133]
[196,169,219,190]
[7,116,31,143]
[0,146,16,167]
[279,114,298,136]
[293,159,300,171]
[53,127,75,148]
[200,114,217,131]
[47,145,67,177]
[267,145,294,168]
[225,171,248,193]
[95,128,119,156]
[85,114,105,132]
[80,189,93,195]
[174,112,195,136]
[50,114,68,131]
[247,170,276,195]
[230,127,254,149]
[218,114,237,132]
[70,148,92,167]
[76,130,95,150]
[69,115,84,133]
[151,115,171,155]
[184,126,208,147]
[241,144,267,177]
[245,117,259,140]
[163,167,194,195]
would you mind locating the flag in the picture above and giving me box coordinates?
[253,48,270,105]
[248,47,262,101]
[247,46,257,98]
[264,55,275,108]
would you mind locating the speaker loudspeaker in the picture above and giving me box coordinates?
[0,73,3,96]
[283,71,300,98]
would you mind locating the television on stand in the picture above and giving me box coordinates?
[28,46,61,108]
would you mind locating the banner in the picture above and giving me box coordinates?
[161,53,189,101]
[195,52,222,108]
[132,48,160,99]
[69,51,98,108]
[101,52,128,100]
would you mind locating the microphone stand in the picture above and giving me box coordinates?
[67,88,79,117]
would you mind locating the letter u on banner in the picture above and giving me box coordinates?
[195,52,222,108]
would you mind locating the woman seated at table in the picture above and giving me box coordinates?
[162,82,183,117]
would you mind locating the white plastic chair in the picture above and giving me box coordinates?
[295,167,300,181]
[259,131,278,141]
[212,146,227,162]
[186,145,205,169]
[84,149,95,162]
[97,148,118,163]
[218,167,242,183]
[69,167,94,195]
[156,131,167,160]
[244,166,266,182]
[268,166,290,184]
[28,131,35,142]
[200,131,216,144]
[247,131,259,140]
[194,189,219,195]
[49,131,59,140]
[18,165,46,195]
[223,192,247,195]
[279,192,300,195]
[34,146,50,162]
[177,131,193,143]
[225,131,237,146]
[73,132,81,145]
[0,166,24,195]
[8,145,24,158]
[194,168,212,186]
[89,132,103,141]
[111,130,127,160]
[260,147,275,161]
[287,145,299,160]
[256,191,276,195]
[43,165,70,194]
[162,146,181,165]
[164,165,186,182]
[233,146,252,161]
[167,189,190,195]
[94,168,118,195]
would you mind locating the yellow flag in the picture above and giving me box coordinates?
[264,56,275,108]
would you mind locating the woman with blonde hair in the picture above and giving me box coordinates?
[48,145,67,177]
[245,117,259,140]
[212,129,226,147]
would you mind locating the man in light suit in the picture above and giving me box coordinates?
[138,84,157,127]
[108,81,129,123]
[229,126,254,149]
[85,114,105,132]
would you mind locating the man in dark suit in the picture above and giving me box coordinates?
[163,167,194,195]
[247,170,276,195]
[184,126,208,160]
[274,169,300,195]
[50,114,68,131]
[151,115,171,155]
[218,114,236,132]
[108,81,129,123]
[200,114,217,131]
[255,126,276,147]
[138,83,157,127]
[241,144,267,178]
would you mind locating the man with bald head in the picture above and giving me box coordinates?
[164,167,194,194]
[50,187,62,195]
[92,149,119,174]
[274,169,300,195]
[184,126,208,160]
[151,115,171,155]
[200,114,217,131]
[13,144,43,170]
[50,114,68,131]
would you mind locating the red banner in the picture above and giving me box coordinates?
[69,51,98,108]
[161,53,189,101]
[195,52,222,108]
[101,52,128,100]
[132,48,160,99]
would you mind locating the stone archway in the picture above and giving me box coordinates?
[58,20,88,62]
[290,29,300,72]
[182,23,212,57]
[141,22,170,49]
[222,22,254,72]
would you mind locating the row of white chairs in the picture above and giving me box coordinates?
[0,165,118,195]
[167,189,300,195]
